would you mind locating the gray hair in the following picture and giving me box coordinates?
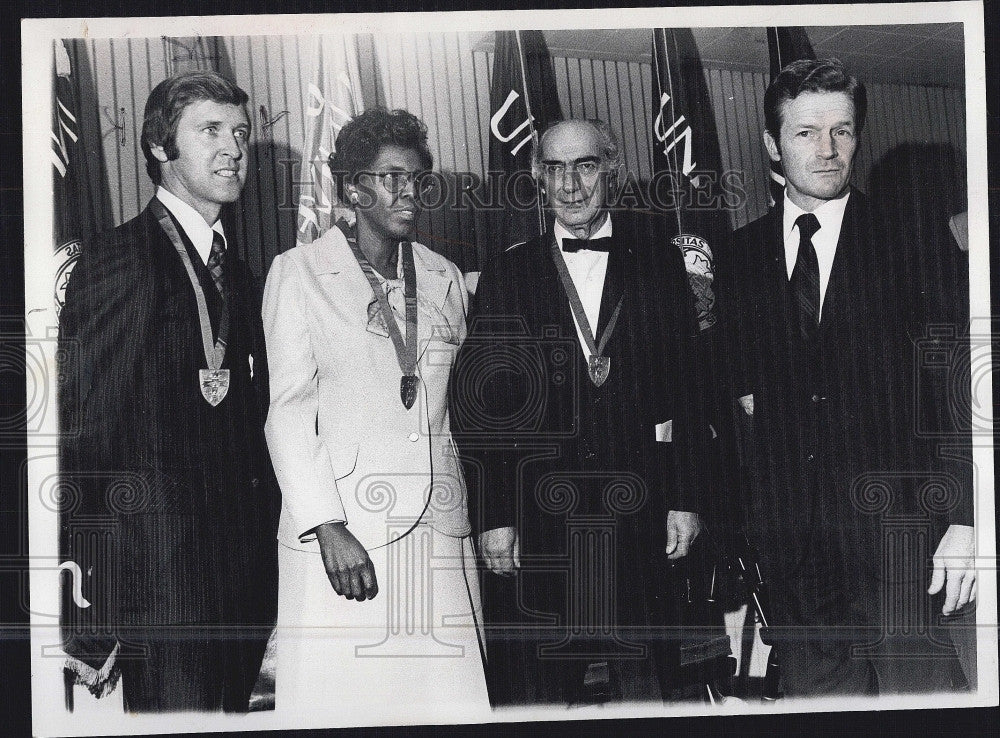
[531,118,627,188]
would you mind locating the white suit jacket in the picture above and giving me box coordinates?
[262,226,471,552]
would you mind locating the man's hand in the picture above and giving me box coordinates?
[479,526,519,576]
[665,510,702,560]
[315,522,378,601]
[928,524,976,615]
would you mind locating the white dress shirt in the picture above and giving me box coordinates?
[781,189,850,315]
[156,186,227,265]
[553,214,612,356]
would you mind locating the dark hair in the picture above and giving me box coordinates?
[763,58,867,141]
[141,70,249,184]
[328,108,433,199]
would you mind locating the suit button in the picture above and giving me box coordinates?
[408,432,419,442]
[807,453,815,461]
[811,394,820,403]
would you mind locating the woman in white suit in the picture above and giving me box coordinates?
[262,109,488,720]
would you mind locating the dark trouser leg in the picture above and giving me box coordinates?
[219,629,267,712]
[769,575,877,697]
[119,629,260,712]
[771,575,966,697]
[866,585,967,694]
[120,631,221,712]
[941,600,977,690]
[480,570,664,706]
[772,628,878,697]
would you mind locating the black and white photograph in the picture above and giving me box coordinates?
[18,2,996,735]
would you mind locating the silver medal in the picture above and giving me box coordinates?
[200,368,230,406]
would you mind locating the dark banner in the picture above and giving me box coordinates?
[485,30,562,254]
[52,40,98,317]
[650,28,728,332]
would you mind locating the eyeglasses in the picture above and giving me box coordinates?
[363,170,437,196]
[540,157,602,179]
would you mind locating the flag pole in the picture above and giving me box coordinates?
[653,28,685,234]
[514,30,545,236]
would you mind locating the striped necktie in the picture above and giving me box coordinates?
[790,212,821,340]
[206,230,227,300]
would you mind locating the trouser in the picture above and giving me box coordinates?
[768,572,968,697]
[480,590,664,706]
[118,627,266,712]
[480,570,702,706]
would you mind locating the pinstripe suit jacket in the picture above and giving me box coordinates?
[58,203,276,677]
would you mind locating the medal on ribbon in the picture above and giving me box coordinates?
[550,236,624,388]
[587,355,611,388]
[200,368,231,406]
[400,374,419,409]
[151,199,231,407]
[341,223,420,410]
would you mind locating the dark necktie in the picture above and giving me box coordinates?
[790,213,821,339]
[206,230,227,300]
[561,236,613,253]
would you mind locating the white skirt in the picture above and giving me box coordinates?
[275,526,490,725]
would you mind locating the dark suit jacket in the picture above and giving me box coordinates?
[718,190,972,596]
[58,204,276,691]
[452,209,710,629]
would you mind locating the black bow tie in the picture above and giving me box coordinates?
[561,236,613,253]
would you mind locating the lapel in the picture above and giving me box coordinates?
[148,202,227,341]
[755,201,808,357]
[412,247,454,363]
[762,202,791,315]
[540,230,597,358]
[306,227,456,363]
[816,189,863,332]
[595,218,627,343]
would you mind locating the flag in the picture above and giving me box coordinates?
[486,30,562,252]
[650,28,728,332]
[649,29,743,597]
[296,35,366,247]
[766,27,816,206]
[52,40,97,318]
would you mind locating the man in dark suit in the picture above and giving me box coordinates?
[452,119,714,705]
[58,70,276,712]
[718,59,975,696]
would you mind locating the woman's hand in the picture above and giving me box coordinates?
[479,526,519,576]
[315,522,379,601]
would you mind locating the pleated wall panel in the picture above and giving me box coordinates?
[66,34,968,274]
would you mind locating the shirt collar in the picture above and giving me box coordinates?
[553,212,613,250]
[782,188,850,242]
[156,186,227,262]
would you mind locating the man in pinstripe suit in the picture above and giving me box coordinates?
[59,70,276,712]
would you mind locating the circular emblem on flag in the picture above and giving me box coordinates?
[672,233,716,331]
[54,238,82,318]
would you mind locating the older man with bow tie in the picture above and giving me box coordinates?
[452,118,713,706]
